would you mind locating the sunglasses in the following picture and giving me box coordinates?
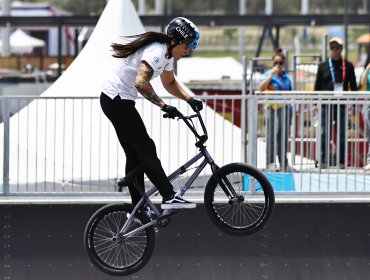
[330,45,342,50]
[273,61,284,66]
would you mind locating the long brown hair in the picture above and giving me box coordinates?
[111,31,173,58]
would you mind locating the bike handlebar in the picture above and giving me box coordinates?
[164,110,208,147]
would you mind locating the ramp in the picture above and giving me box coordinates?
[1,203,370,279]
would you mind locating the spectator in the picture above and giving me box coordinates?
[314,37,358,168]
[361,57,370,171]
[258,48,293,172]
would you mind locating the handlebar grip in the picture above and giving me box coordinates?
[162,112,184,119]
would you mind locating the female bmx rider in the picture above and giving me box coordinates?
[100,17,203,209]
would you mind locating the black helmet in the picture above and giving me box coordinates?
[166,17,200,49]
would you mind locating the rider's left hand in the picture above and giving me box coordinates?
[187,98,203,112]
[162,104,181,119]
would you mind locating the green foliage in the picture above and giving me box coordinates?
[15,0,106,15]
[59,0,106,15]
[223,28,238,41]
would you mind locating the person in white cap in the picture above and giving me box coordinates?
[258,48,293,172]
[314,37,357,169]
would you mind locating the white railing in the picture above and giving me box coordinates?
[1,92,370,197]
[0,95,244,195]
[250,91,370,194]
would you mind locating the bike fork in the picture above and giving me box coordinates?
[211,163,240,201]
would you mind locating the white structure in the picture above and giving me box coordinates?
[1,0,242,189]
[176,57,244,83]
[0,1,74,56]
[0,28,45,54]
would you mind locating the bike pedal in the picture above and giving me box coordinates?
[157,216,171,228]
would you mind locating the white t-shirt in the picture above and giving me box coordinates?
[102,42,173,101]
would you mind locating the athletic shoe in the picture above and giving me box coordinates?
[282,165,295,172]
[161,195,196,209]
[364,163,370,171]
[265,163,277,172]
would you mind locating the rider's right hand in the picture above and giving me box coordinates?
[187,98,203,112]
[161,104,181,119]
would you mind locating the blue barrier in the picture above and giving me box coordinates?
[244,172,295,192]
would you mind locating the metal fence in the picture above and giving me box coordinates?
[0,50,368,197]
[0,95,244,196]
[250,91,370,193]
[2,92,370,197]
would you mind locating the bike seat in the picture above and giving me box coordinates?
[117,165,144,187]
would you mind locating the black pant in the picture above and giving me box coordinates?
[320,104,346,166]
[100,93,174,205]
[266,106,292,169]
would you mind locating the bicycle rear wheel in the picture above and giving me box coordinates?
[84,204,155,276]
[204,163,275,236]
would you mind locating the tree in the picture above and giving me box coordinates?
[15,0,106,15]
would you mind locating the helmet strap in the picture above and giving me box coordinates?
[166,38,178,59]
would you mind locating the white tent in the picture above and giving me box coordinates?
[42,0,144,97]
[1,0,242,189]
[0,28,45,54]
[176,57,244,82]
[0,2,73,56]
[175,56,264,91]
[2,2,71,16]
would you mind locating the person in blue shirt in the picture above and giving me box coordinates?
[361,58,370,171]
[258,48,293,172]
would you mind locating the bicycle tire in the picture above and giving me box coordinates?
[84,204,155,276]
[204,163,275,236]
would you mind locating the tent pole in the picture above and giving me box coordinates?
[57,23,62,77]
[1,0,11,57]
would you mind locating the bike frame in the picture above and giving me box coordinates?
[119,112,237,238]
[119,147,215,237]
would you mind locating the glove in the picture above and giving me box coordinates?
[187,98,203,112]
[161,104,180,119]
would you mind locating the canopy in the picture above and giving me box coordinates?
[176,57,244,83]
[0,28,45,54]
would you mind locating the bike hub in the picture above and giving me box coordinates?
[228,195,244,205]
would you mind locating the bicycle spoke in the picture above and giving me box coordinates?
[211,170,268,229]
[85,204,156,276]
[92,210,149,268]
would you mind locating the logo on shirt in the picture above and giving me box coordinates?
[153,56,159,64]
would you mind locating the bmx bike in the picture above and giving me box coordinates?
[84,110,275,276]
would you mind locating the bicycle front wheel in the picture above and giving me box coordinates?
[204,163,275,236]
[84,204,155,276]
